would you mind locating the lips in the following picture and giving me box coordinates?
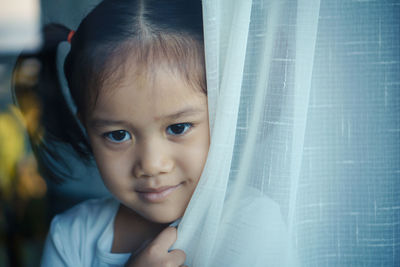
[136,183,182,203]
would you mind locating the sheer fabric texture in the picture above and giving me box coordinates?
[174,0,400,266]
[174,0,318,266]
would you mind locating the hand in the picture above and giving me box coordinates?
[125,227,187,267]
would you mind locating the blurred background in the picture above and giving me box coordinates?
[0,0,109,266]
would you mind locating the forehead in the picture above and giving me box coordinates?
[83,38,206,114]
[88,67,207,122]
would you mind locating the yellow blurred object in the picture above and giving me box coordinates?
[17,155,47,199]
[0,105,46,200]
[0,107,25,199]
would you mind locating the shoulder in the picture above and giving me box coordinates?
[49,196,118,238]
[53,197,117,223]
[224,189,283,226]
[240,194,297,265]
[43,197,118,265]
[42,197,119,266]
[218,193,296,266]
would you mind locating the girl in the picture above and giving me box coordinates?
[14,0,208,266]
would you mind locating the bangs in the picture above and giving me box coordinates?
[79,33,206,113]
[126,34,206,93]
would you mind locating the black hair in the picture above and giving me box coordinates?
[12,0,205,182]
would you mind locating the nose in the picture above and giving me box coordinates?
[133,138,174,178]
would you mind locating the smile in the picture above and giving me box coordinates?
[136,183,182,203]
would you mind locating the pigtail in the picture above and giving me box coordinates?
[12,23,91,183]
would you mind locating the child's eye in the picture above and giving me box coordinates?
[103,130,131,143]
[166,123,192,136]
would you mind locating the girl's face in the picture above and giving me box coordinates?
[84,67,209,223]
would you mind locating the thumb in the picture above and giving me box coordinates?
[150,227,177,251]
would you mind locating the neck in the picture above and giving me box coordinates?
[112,204,168,253]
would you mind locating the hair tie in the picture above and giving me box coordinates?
[67,30,75,43]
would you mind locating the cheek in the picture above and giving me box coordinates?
[89,140,132,187]
[96,156,132,195]
[180,130,210,181]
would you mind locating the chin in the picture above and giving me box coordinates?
[142,209,183,224]
[150,214,181,224]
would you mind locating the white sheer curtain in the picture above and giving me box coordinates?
[174,0,319,266]
[174,0,399,266]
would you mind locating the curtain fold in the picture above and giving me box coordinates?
[173,1,253,265]
[174,0,320,266]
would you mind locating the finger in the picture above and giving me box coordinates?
[150,226,177,251]
[168,249,186,266]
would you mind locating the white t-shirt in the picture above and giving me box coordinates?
[41,195,296,267]
[41,197,132,267]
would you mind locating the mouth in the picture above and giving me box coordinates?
[136,183,182,203]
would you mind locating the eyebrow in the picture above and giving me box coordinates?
[157,107,206,120]
[89,107,206,127]
[88,119,129,128]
